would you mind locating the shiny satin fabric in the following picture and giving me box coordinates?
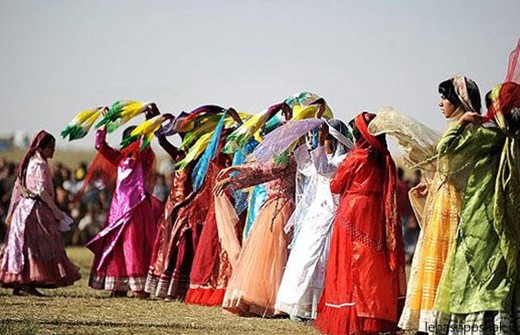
[315,139,405,335]
[87,129,161,292]
[399,111,471,331]
[432,83,520,332]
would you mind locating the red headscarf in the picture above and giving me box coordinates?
[17,130,55,187]
[485,82,520,123]
[354,112,401,271]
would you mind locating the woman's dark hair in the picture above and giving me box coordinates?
[509,107,520,133]
[466,79,482,114]
[438,79,462,108]
[485,90,493,109]
[440,78,482,114]
[38,133,55,149]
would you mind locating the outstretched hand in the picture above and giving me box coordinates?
[411,182,429,198]
[217,166,237,181]
[311,98,326,118]
[213,178,231,197]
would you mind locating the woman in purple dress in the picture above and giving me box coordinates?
[87,111,163,297]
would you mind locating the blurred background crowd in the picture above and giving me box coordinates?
[0,157,174,247]
[0,157,421,262]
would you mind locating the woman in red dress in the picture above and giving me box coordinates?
[314,112,406,335]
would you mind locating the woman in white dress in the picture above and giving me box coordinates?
[275,119,353,319]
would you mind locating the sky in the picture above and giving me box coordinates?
[0,0,519,151]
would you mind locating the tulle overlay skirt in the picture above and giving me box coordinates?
[222,197,294,317]
[0,201,81,288]
[88,196,162,292]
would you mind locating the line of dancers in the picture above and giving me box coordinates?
[1,42,520,335]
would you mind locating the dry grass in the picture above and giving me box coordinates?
[0,247,320,335]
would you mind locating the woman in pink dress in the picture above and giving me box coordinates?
[0,130,81,296]
[87,119,163,297]
[214,156,297,317]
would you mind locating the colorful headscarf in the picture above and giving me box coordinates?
[438,76,482,114]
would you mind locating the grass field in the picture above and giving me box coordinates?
[0,247,320,335]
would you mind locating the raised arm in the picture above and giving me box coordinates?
[330,155,358,195]
[158,135,184,161]
[230,160,293,191]
[95,127,123,164]
[312,146,341,177]
[437,113,499,160]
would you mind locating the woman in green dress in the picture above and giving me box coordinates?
[433,82,520,334]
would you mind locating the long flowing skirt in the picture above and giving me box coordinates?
[431,181,520,335]
[184,202,235,306]
[0,201,80,288]
[222,197,294,317]
[145,193,208,300]
[314,199,404,335]
[88,196,162,292]
[274,205,334,319]
[399,177,461,331]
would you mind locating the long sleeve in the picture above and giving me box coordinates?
[26,156,61,218]
[231,160,290,191]
[330,155,358,195]
[436,123,467,156]
[437,123,501,162]
[95,128,123,165]
[158,135,184,162]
